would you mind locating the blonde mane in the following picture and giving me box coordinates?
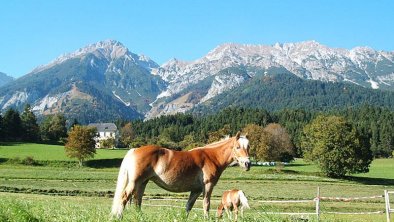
[189,135,232,151]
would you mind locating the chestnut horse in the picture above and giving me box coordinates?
[111,132,250,219]
[217,189,250,221]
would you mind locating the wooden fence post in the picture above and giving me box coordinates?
[386,190,391,222]
[316,186,320,222]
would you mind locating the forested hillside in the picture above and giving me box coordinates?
[193,73,394,114]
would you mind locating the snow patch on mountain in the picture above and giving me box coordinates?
[112,91,131,106]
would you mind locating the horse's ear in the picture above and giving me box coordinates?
[235,131,241,139]
[244,132,248,139]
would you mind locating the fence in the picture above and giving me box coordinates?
[259,187,393,222]
[141,188,393,222]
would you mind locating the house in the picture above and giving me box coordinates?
[88,123,118,148]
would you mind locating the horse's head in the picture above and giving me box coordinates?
[232,132,251,171]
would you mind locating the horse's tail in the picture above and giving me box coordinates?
[111,149,135,219]
[238,190,250,209]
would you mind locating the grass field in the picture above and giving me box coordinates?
[0,143,393,221]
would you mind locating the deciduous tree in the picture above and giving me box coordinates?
[65,125,97,166]
[120,122,134,148]
[242,123,294,162]
[301,115,372,178]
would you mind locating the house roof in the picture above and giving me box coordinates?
[88,123,117,132]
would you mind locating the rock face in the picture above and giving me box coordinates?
[1,40,394,121]
[148,41,394,118]
[0,40,165,123]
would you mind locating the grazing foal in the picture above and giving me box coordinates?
[217,189,250,221]
[111,132,250,219]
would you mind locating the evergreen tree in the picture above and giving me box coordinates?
[2,108,22,141]
[0,114,3,141]
[20,104,40,142]
[40,114,67,143]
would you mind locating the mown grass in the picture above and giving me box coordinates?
[0,142,128,161]
[0,143,393,221]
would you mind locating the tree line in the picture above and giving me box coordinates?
[1,104,393,159]
[1,104,393,177]
[0,104,67,143]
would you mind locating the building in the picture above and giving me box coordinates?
[88,123,118,148]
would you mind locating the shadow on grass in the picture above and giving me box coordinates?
[287,163,310,167]
[0,158,8,164]
[0,142,23,146]
[85,158,123,168]
[345,176,394,186]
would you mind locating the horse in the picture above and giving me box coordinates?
[111,132,250,219]
[217,189,250,221]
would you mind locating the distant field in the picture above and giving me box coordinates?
[0,143,128,161]
[0,143,393,221]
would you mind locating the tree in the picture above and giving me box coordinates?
[40,114,67,143]
[65,125,97,166]
[243,123,294,162]
[207,125,231,143]
[264,123,295,162]
[179,134,203,150]
[120,122,134,148]
[301,115,372,178]
[2,108,22,141]
[242,124,265,161]
[0,114,3,141]
[20,104,40,142]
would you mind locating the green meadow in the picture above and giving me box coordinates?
[0,143,393,221]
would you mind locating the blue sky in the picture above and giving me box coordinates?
[1,0,394,78]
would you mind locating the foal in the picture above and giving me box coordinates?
[217,189,250,221]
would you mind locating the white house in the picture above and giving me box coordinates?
[88,123,118,148]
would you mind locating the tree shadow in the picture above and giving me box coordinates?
[287,163,309,167]
[85,158,123,168]
[345,176,394,186]
[0,158,8,164]
[0,142,22,146]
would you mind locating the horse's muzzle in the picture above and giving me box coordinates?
[245,161,251,171]
[239,158,251,171]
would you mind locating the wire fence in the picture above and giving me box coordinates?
[138,188,393,222]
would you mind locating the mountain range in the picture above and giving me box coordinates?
[1,40,394,123]
[0,72,14,87]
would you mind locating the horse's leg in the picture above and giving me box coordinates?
[122,181,135,207]
[232,201,239,221]
[216,203,224,219]
[224,207,231,220]
[133,180,148,210]
[234,205,239,221]
[203,183,214,219]
[186,191,202,214]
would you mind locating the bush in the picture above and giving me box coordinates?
[301,115,372,178]
[21,156,36,166]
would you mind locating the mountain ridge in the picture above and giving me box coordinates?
[1,40,394,122]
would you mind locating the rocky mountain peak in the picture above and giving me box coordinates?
[31,40,158,74]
